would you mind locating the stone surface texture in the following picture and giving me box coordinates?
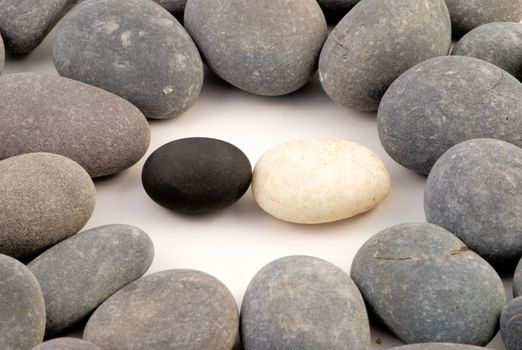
[515,258,522,298]
[500,297,522,350]
[32,338,101,350]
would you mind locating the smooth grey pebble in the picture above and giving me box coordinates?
[32,338,101,350]
[500,297,522,350]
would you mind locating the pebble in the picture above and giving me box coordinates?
[513,258,522,297]
[84,269,239,350]
[142,138,252,215]
[53,0,203,119]
[389,344,486,350]
[0,153,95,259]
[241,255,370,350]
[32,338,101,350]
[425,139,522,265]
[377,56,522,175]
[319,0,451,111]
[184,0,327,96]
[500,297,522,350]
[28,224,154,336]
[317,0,361,22]
[0,34,4,73]
[152,0,186,21]
[350,222,506,345]
[252,139,390,224]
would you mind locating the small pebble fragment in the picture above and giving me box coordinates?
[389,344,486,350]
[513,258,522,297]
[500,297,522,350]
[316,0,361,23]
[152,0,186,20]
[32,338,101,350]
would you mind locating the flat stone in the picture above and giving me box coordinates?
[152,0,186,21]
[500,297,522,350]
[513,258,522,297]
[184,0,327,96]
[377,56,522,175]
[350,223,506,345]
[241,256,370,350]
[252,139,390,224]
[84,269,239,350]
[28,224,154,336]
[316,0,360,23]
[319,0,451,111]
[32,338,100,350]
[0,72,150,177]
[53,0,203,119]
[389,344,486,350]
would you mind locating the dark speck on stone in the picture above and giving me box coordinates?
[32,338,101,350]
[500,297,522,350]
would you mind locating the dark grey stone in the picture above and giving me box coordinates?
[389,344,486,350]
[500,297,522,350]
[316,0,360,23]
[0,72,150,178]
[28,224,154,336]
[184,0,327,96]
[515,258,522,297]
[0,153,95,259]
[84,269,239,350]
[425,139,522,265]
[377,56,522,175]
[241,255,370,350]
[319,0,451,111]
[32,338,101,350]
[153,0,186,21]
[350,222,506,345]
[53,0,203,119]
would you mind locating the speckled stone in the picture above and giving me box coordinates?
[0,153,95,259]
[316,0,361,22]
[389,344,486,350]
[184,0,327,96]
[378,56,522,175]
[32,338,101,350]
[54,0,203,119]
[425,139,522,265]
[319,0,451,111]
[351,223,506,345]
[0,72,150,177]
[0,254,45,350]
[152,0,186,20]
[241,256,370,350]
[514,259,522,297]
[28,225,154,336]
[84,269,239,350]
[501,297,522,350]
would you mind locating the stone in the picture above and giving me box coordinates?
[0,34,4,73]
[0,153,95,259]
[500,297,522,350]
[350,222,506,345]
[241,255,370,350]
[0,72,150,177]
[53,0,203,119]
[0,254,46,350]
[316,0,361,23]
[319,0,451,111]
[389,345,486,350]
[252,139,390,224]
[515,258,522,297]
[377,56,522,175]
[142,137,252,215]
[425,139,522,265]
[84,269,239,350]
[184,0,327,96]
[28,224,154,336]
[152,0,186,21]
[32,338,101,350]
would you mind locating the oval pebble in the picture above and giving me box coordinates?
[0,153,95,259]
[389,344,485,350]
[54,0,203,119]
[152,0,186,20]
[350,223,506,345]
[84,269,239,350]
[252,139,390,224]
[241,256,370,350]
[28,224,154,336]
[513,258,522,297]
[500,297,522,350]
[317,0,360,23]
[378,56,522,175]
[32,338,101,350]
[184,0,327,96]
[319,0,451,111]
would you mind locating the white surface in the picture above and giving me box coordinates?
[5,31,510,349]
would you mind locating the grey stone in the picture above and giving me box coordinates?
[319,0,451,111]
[53,0,203,119]
[377,56,522,175]
[425,139,522,265]
[84,269,239,350]
[316,0,361,23]
[515,258,522,297]
[28,224,154,336]
[0,153,95,259]
[241,255,370,350]
[0,254,45,350]
[0,34,4,73]
[389,344,486,350]
[32,338,101,350]
[0,72,150,178]
[184,0,327,96]
[350,222,506,345]
[500,297,522,350]
[152,0,186,21]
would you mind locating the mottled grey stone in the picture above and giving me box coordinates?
[241,256,370,350]
[316,0,360,23]
[0,72,150,178]
[32,338,100,350]
[54,0,203,119]
[425,139,522,265]
[501,297,522,350]
[28,225,154,336]
[515,259,522,298]
[84,269,239,350]
[319,0,451,111]
[153,0,186,20]
[184,0,327,96]
[0,153,95,259]
[377,56,522,175]
[350,223,506,345]
[389,344,486,350]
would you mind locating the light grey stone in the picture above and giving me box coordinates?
[32,338,100,350]
[389,344,486,350]
[153,0,186,21]
[515,258,522,298]
[316,0,361,23]
[500,297,522,350]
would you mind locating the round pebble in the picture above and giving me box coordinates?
[152,0,186,20]
[319,0,451,111]
[184,0,327,96]
[252,139,390,224]
[389,344,486,350]
[83,269,239,350]
[32,338,101,350]
[500,297,522,350]
[513,258,522,297]
[53,0,203,119]
[350,223,506,345]
[241,256,370,350]
[317,0,361,22]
